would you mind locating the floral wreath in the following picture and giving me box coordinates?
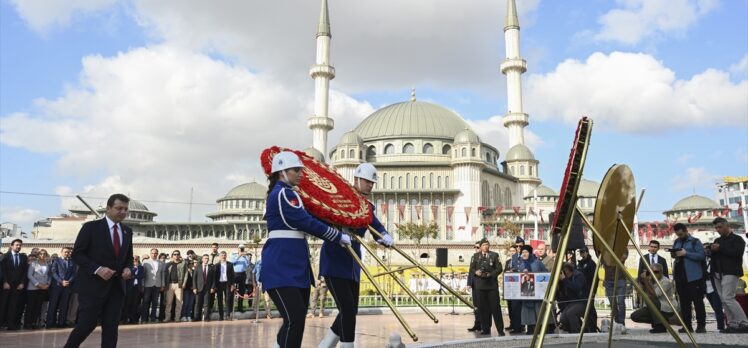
[260,146,372,228]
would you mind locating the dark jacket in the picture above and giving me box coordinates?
[577,256,597,295]
[672,235,705,283]
[214,261,235,285]
[164,260,187,285]
[469,251,503,290]
[1,251,29,287]
[194,263,215,292]
[71,218,134,296]
[712,232,746,277]
[51,257,77,287]
[637,252,669,279]
[126,265,145,292]
[560,269,588,300]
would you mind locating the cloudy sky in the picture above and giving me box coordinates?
[1,0,746,233]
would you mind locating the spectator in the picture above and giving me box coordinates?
[536,242,554,272]
[0,239,28,330]
[47,246,76,328]
[602,249,629,334]
[209,243,220,265]
[704,249,726,332]
[194,254,216,321]
[181,259,197,322]
[518,244,551,334]
[631,263,675,333]
[157,253,169,321]
[215,251,235,321]
[671,223,707,333]
[122,256,144,324]
[558,262,587,333]
[25,249,51,329]
[164,250,186,322]
[307,277,328,318]
[576,246,598,333]
[230,244,251,313]
[710,217,748,333]
[141,248,165,323]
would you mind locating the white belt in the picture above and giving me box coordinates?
[268,230,305,239]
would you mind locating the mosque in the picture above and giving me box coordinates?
[32,1,744,252]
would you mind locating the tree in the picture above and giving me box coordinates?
[500,218,521,241]
[397,222,439,259]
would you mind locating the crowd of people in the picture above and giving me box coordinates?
[0,239,277,331]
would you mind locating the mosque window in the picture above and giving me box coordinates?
[367,146,376,161]
[411,199,418,221]
[403,143,415,154]
[423,143,434,154]
[510,166,515,175]
[429,173,433,188]
[445,176,450,187]
[423,199,430,221]
[385,144,395,154]
[529,165,533,176]
[471,148,476,157]
[442,144,451,155]
[399,176,403,189]
[437,176,442,189]
[391,176,396,189]
[520,165,525,175]
[461,148,467,157]
[421,176,426,189]
[382,173,387,188]
[349,149,355,159]
[414,176,418,189]
[406,173,410,189]
[505,188,512,205]
[341,150,346,159]
[359,151,363,159]
[486,153,491,163]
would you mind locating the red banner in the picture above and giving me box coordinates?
[465,207,472,223]
[415,205,422,220]
[431,205,438,220]
[512,206,521,216]
[471,226,479,235]
[495,205,504,219]
[458,226,465,231]
[380,203,388,218]
[398,204,405,219]
[739,202,744,216]
[446,225,453,231]
[447,206,454,222]
[539,209,545,224]
[528,207,536,216]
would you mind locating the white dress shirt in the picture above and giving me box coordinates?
[220,262,228,282]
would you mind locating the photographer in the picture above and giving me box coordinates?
[630,264,675,333]
[468,238,505,336]
[230,244,251,313]
[671,223,706,333]
[558,262,587,333]
[710,217,748,333]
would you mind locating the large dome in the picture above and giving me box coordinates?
[354,100,471,141]
[671,195,719,211]
[220,182,266,201]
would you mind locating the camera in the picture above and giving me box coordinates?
[667,247,683,258]
[240,247,245,252]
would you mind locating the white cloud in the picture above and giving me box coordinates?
[0,45,373,221]
[675,154,692,165]
[127,0,540,93]
[466,115,543,157]
[524,51,748,132]
[730,54,748,76]
[0,207,41,226]
[593,0,718,45]
[9,0,117,33]
[671,167,719,191]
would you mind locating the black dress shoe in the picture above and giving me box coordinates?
[480,331,491,335]
[649,328,667,333]
[467,326,480,332]
[498,331,506,337]
[509,329,523,334]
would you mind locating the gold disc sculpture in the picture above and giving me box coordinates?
[592,164,636,265]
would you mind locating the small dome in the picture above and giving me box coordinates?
[338,131,363,146]
[221,182,267,201]
[577,179,600,198]
[671,195,719,211]
[127,200,150,212]
[526,185,557,198]
[454,128,480,144]
[304,147,325,162]
[505,144,535,161]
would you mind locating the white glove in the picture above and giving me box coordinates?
[339,233,352,247]
[377,233,394,247]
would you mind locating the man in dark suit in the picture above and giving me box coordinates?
[64,194,134,348]
[47,246,77,328]
[637,240,669,279]
[122,255,145,324]
[469,238,505,336]
[193,254,216,321]
[0,239,28,330]
[466,241,482,332]
[214,251,236,320]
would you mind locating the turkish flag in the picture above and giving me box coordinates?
[415,205,422,220]
[398,204,405,219]
[512,206,521,216]
[464,207,472,223]
[431,205,438,219]
[447,206,454,222]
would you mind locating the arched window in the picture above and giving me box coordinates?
[384,144,395,154]
[429,173,433,188]
[406,173,410,189]
[423,199,430,221]
[423,143,434,153]
[486,153,491,162]
[437,176,442,189]
[461,148,467,157]
[367,146,376,161]
[510,166,515,175]
[471,148,476,157]
[445,176,450,188]
[341,150,346,159]
[398,176,403,189]
[349,149,355,159]
[391,176,396,189]
[414,176,418,189]
[520,165,525,175]
[330,150,336,160]
[410,199,418,221]
[359,151,363,159]
[529,165,533,176]
[442,144,451,155]
[403,143,415,154]
[505,188,512,206]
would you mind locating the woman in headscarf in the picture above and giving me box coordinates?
[518,244,554,334]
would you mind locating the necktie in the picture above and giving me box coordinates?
[113,224,121,257]
[14,253,19,268]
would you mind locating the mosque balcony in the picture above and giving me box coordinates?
[501,112,529,127]
[307,115,334,130]
[500,58,527,74]
[309,64,336,79]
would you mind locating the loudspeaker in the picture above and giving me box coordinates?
[550,211,586,253]
[435,248,448,267]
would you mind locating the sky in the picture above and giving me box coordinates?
[1,0,747,234]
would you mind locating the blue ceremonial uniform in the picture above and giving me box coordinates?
[319,201,389,282]
[260,181,342,291]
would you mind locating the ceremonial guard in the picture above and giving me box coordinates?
[260,151,351,348]
[468,238,505,336]
[318,163,394,348]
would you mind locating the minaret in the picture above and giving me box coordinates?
[308,0,335,160]
[501,0,528,147]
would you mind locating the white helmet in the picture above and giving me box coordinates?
[354,163,378,183]
[271,151,304,173]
